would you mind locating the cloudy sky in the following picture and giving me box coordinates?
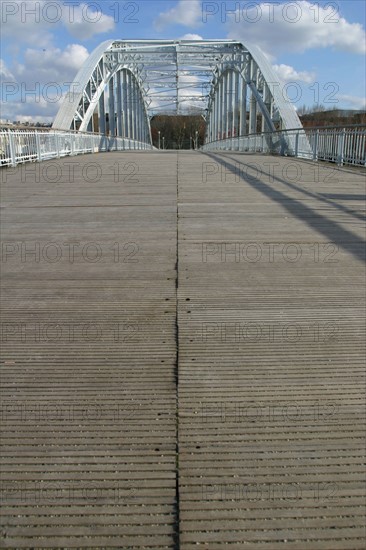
[1,0,365,123]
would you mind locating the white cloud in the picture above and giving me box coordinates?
[1,0,115,45]
[180,33,203,40]
[2,44,90,122]
[2,1,111,122]
[154,0,202,31]
[273,64,316,84]
[227,1,366,55]
[1,97,61,124]
[1,1,53,47]
[0,59,16,81]
[62,3,115,40]
[338,95,366,110]
[17,44,90,83]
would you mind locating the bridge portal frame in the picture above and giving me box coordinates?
[53,39,308,153]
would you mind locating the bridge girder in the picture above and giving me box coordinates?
[53,39,308,151]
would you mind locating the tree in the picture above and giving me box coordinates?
[150,115,206,149]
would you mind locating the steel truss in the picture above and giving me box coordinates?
[53,39,308,152]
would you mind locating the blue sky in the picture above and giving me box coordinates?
[1,0,365,122]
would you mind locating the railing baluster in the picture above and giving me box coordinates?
[0,126,364,168]
[8,129,16,167]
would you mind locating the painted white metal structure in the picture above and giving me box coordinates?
[53,39,309,154]
[2,126,365,167]
[0,128,152,167]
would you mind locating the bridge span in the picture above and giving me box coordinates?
[1,150,365,548]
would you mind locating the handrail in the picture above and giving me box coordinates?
[202,125,366,167]
[0,128,153,167]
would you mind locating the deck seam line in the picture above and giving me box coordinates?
[174,151,181,549]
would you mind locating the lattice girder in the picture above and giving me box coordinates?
[53,39,309,151]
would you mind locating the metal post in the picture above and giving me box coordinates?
[213,84,218,141]
[230,70,235,138]
[8,129,16,166]
[227,71,232,138]
[133,78,137,141]
[131,78,137,141]
[206,101,213,143]
[99,92,106,135]
[232,70,239,138]
[139,95,142,145]
[239,74,247,137]
[139,90,143,143]
[116,71,123,137]
[36,132,42,162]
[214,83,219,141]
[249,60,257,134]
[261,82,271,133]
[55,131,60,158]
[129,74,133,140]
[122,71,128,138]
[70,133,75,156]
[135,82,139,143]
[142,110,145,145]
[108,77,116,138]
[135,80,139,141]
[126,72,132,139]
[222,74,226,139]
[145,110,150,145]
[218,77,223,140]
[223,72,229,139]
[209,100,214,143]
[337,128,345,166]
[128,74,135,141]
[313,129,319,161]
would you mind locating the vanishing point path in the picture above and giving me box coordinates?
[1,151,365,548]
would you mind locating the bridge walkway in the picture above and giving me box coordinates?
[1,151,365,548]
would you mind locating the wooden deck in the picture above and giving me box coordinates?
[1,151,365,548]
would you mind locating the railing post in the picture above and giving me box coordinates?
[55,132,60,158]
[8,129,16,167]
[70,133,75,156]
[36,132,42,162]
[280,132,286,156]
[337,128,345,166]
[313,130,318,161]
[294,132,299,157]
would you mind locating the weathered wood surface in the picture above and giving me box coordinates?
[177,152,365,549]
[1,151,365,548]
[0,152,179,548]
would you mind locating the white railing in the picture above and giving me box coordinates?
[202,126,366,167]
[0,128,153,167]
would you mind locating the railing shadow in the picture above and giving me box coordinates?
[222,153,366,224]
[204,152,366,264]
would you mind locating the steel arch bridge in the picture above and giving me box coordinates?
[53,39,307,152]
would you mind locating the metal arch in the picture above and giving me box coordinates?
[205,42,310,153]
[246,42,303,131]
[53,40,115,131]
[205,63,276,142]
[53,39,309,152]
[53,40,152,143]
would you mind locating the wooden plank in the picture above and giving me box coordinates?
[177,152,366,549]
[1,150,365,548]
[0,151,179,548]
